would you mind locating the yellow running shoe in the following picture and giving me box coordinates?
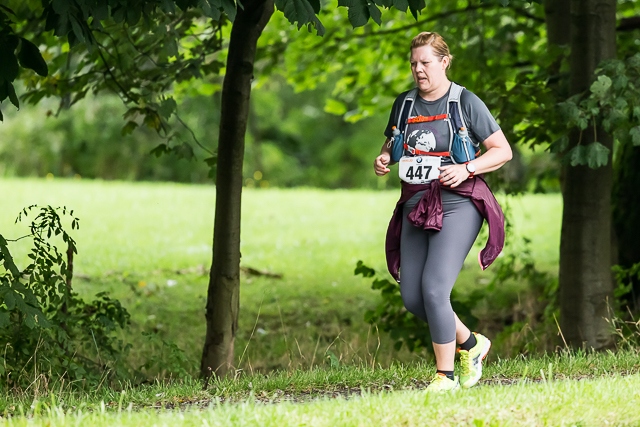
[458,332,491,389]
[426,373,460,393]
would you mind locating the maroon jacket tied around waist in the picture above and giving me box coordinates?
[385,176,505,283]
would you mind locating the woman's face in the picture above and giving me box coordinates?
[410,45,449,96]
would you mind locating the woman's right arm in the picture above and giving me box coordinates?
[374,138,393,176]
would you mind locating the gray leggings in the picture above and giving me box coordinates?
[400,196,483,344]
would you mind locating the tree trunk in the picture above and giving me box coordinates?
[558,0,616,349]
[612,142,640,312]
[544,0,571,47]
[200,0,274,380]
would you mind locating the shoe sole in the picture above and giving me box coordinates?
[461,338,491,389]
[426,383,460,393]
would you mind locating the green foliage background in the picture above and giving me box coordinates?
[0,80,404,189]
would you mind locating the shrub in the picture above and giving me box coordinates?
[0,206,131,390]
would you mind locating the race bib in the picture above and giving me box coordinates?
[398,156,441,184]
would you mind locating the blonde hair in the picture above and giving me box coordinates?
[410,32,453,69]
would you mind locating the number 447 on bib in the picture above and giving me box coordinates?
[398,156,441,184]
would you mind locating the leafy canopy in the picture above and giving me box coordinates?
[0,0,441,121]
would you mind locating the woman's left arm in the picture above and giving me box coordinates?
[469,129,513,174]
[439,129,512,188]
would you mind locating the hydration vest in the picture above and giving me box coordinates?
[395,82,480,164]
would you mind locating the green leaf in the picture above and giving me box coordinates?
[0,311,9,328]
[126,7,142,26]
[276,0,325,35]
[611,74,628,91]
[570,142,609,168]
[368,3,382,25]
[324,98,347,115]
[604,107,626,132]
[354,260,375,278]
[198,0,222,19]
[569,145,588,167]
[7,81,18,108]
[308,0,321,13]
[173,142,195,160]
[25,304,51,328]
[204,155,218,167]
[0,45,19,83]
[339,0,369,27]
[121,121,138,136]
[585,141,610,168]
[392,0,408,11]
[630,126,640,147]
[93,3,109,21]
[221,0,237,21]
[70,16,86,44]
[4,291,16,311]
[590,75,611,99]
[159,0,177,13]
[407,0,425,19]
[150,143,169,157]
[51,0,70,15]
[17,38,49,77]
[548,135,569,154]
[0,235,20,277]
[0,5,16,16]
[158,97,177,119]
[198,0,212,16]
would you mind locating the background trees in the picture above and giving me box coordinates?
[1,0,439,379]
[1,0,639,382]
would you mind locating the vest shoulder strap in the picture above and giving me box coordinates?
[397,88,418,133]
[447,82,464,103]
[447,82,469,138]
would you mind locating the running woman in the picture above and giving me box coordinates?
[373,32,512,392]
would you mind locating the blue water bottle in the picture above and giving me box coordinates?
[391,126,404,162]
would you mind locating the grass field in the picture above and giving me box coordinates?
[2,374,640,426]
[1,350,640,425]
[6,178,640,426]
[1,178,562,376]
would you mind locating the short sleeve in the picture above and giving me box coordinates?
[384,91,411,139]
[460,90,501,144]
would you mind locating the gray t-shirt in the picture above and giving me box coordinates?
[384,84,500,143]
[385,83,501,205]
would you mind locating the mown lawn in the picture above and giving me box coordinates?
[2,375,640,427]
[6,178,639,426]
[1,178,562,375]
[1,350,640,425]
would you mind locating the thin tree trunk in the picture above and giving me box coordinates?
[200,0,274,380]
[612,142,640,312]
[558,0,616,349]
[544,0,570,48]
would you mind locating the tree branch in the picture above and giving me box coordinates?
[618,16,640,32]
[175,111,215,156]
[333,3,542,43]
[96,43,138,104]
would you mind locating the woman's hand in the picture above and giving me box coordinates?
[438,164,470,188]
[374,153,391,176]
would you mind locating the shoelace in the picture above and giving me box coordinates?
[459,350,471,377]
